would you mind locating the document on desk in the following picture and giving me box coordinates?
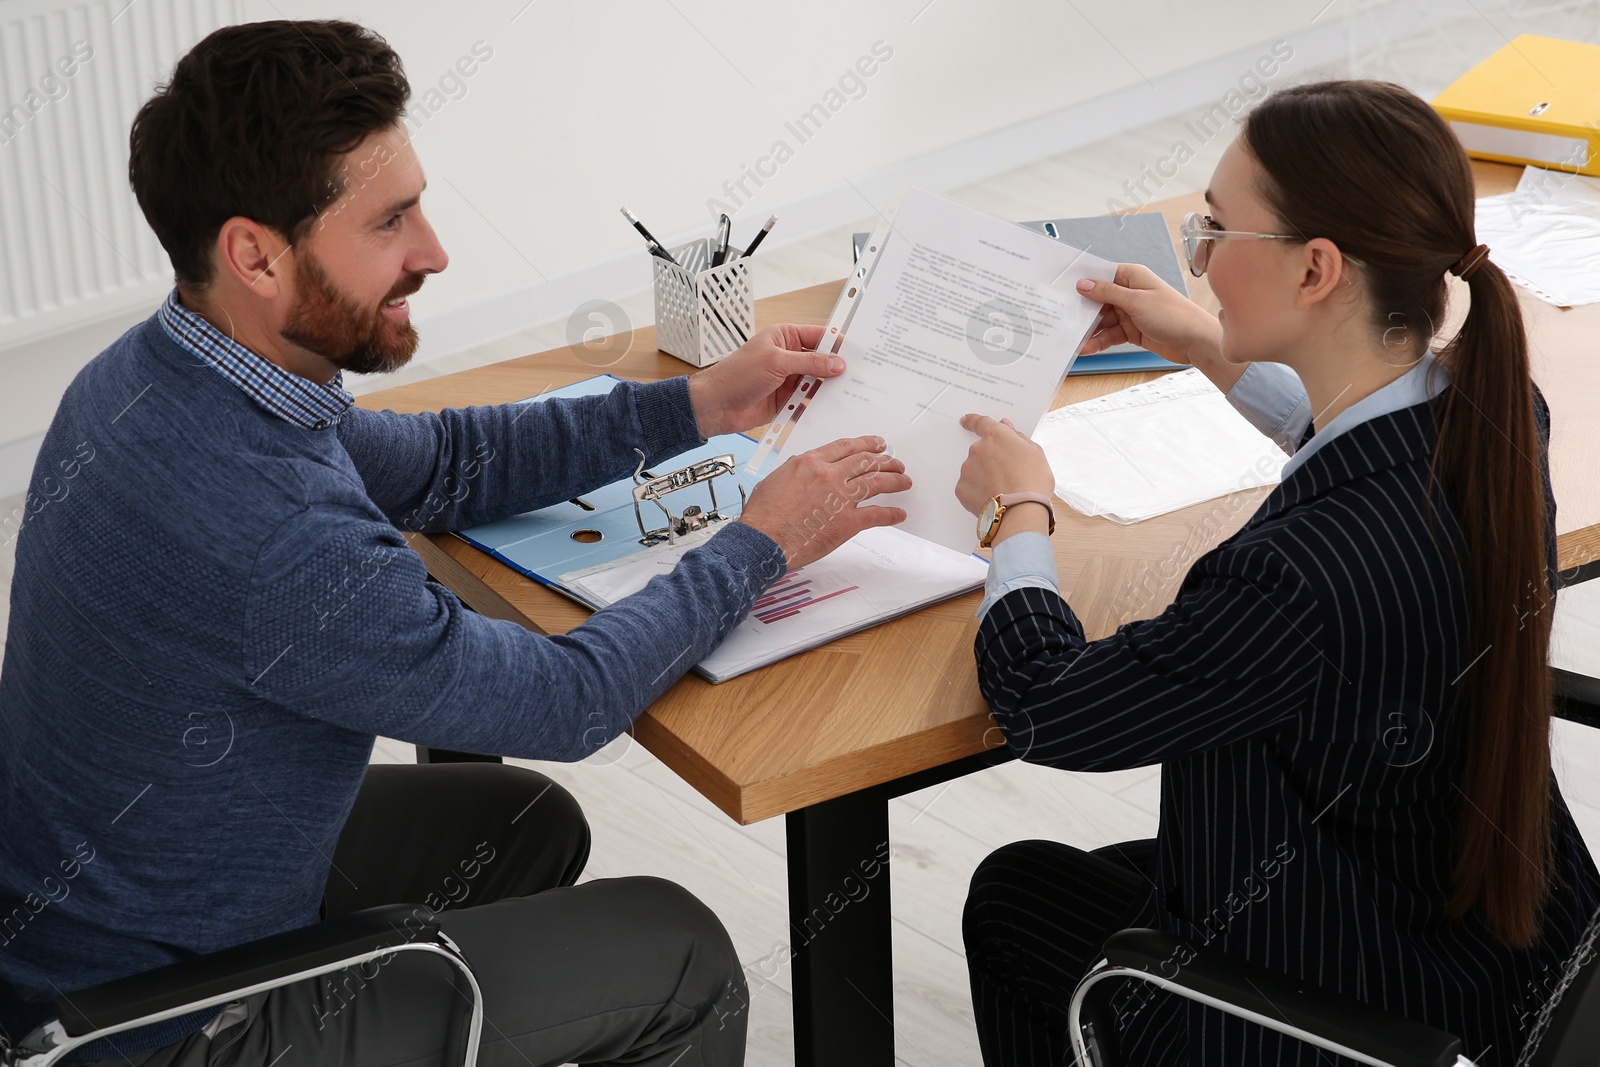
[1474,165,1600,307]
[1033,368,1288,524]
[763,186,1117,552]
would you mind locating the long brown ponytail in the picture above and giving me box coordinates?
[1243,81,1553,947]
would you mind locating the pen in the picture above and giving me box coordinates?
[739,214,779,259]
[711,213,731,267]
[621,206,679,266]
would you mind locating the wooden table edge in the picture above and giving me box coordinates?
[1560,525,1600,575]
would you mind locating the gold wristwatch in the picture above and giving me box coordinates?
[977,492,1056,548]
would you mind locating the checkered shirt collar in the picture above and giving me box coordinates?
[157,289,353,430]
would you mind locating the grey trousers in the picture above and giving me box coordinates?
[95,763,748,1067]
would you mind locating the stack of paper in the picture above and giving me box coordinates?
[1474,166,1600,307]
[1034,368,1287,524]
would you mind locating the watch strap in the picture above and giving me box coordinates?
[979,492,1056,548]
[997,492,1056,535]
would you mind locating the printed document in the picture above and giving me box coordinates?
[770,187,1116,551]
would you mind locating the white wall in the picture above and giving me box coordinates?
[0,0,1458,493]
[268,0,1336,316]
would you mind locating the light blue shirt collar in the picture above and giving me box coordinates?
[1280,353,1450,481]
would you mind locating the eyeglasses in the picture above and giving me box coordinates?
[1179,212,1300,277]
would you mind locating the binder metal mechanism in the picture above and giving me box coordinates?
[630,449,746,547]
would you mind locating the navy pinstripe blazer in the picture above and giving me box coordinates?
[975,389,1600,1065]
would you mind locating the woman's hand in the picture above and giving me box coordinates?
[955,414,1055,517]
[1076,262,1223,368]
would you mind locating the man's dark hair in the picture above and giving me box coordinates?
[129,20,410,288]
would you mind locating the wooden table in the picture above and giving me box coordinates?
[360,163,1600,1066]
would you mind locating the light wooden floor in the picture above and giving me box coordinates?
[4,13,1600,1065]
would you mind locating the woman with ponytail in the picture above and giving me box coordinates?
[956,79,1599,1066]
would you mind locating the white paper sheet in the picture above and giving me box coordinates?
[1474,166,1600,307]
[768,187,1116,552]
[558,525,987,683]
[1034,368,1287,524]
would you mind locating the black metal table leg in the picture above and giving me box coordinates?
[787,790,897,1067]
[783,750,1012,1067]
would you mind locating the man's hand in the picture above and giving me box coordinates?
[738,436,909,570]
[687,324,844,438]
[955,414,1055,517]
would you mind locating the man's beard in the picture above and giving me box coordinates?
[281,249,424,376]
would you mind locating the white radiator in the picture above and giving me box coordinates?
[0,0,242,351]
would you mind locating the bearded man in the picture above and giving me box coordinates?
[0,19,908,1067]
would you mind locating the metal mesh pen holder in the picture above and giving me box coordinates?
[652,238,754,367]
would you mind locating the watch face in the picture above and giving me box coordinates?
[978,498,999,539]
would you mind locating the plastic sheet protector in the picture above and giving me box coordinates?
[1034,368,1288,524]
[1475,165,1600,307]
[749,185,1116,552]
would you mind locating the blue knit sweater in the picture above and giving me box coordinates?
[0,314,784,1053]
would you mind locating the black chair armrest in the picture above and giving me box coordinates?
[1102,929,1463,1067]
[55,904,437,1037]
[1554,667,1600,730]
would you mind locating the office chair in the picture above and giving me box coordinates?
[1067,913,1599,1067]
[1,905,484,1067]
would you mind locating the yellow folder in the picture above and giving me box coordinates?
[1432,35,1600,176]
